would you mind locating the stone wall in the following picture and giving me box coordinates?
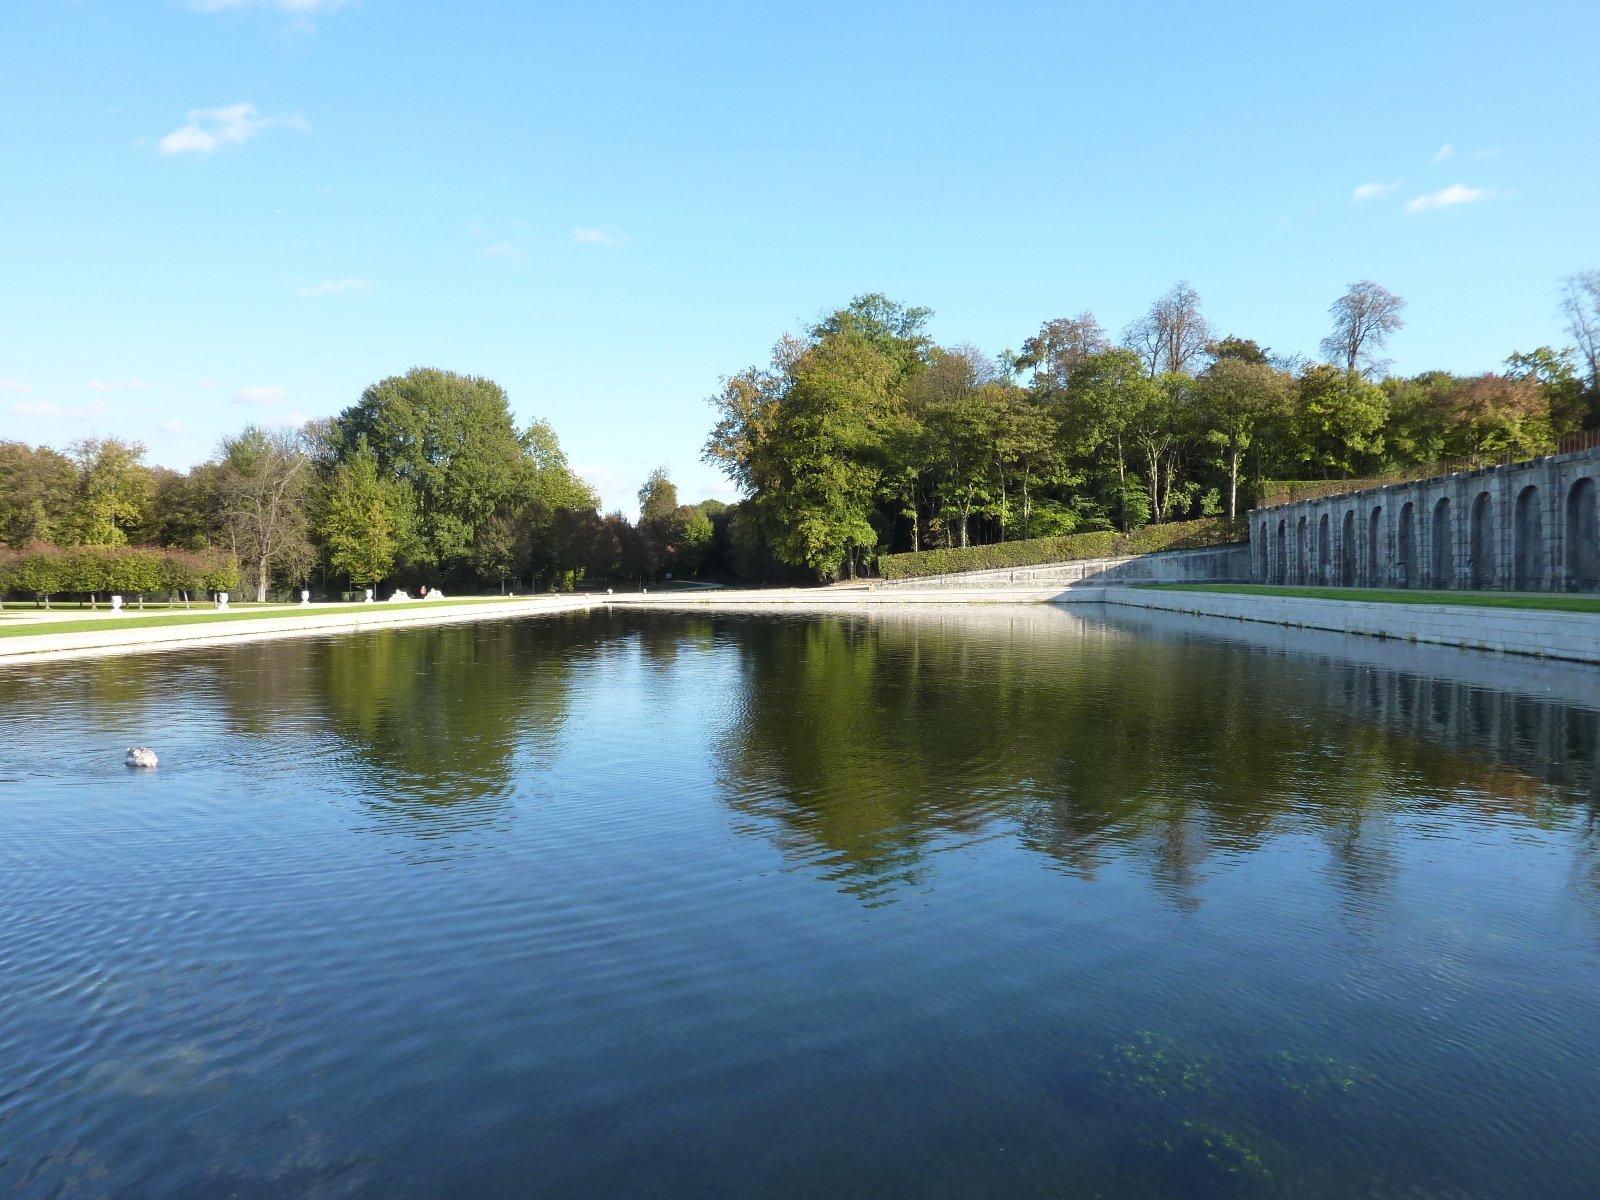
[1251,445,1600,592]
[874,544,1251,590]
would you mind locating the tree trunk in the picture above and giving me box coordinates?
[1228,440,1240,520]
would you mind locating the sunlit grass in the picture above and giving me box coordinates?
[1145,583,1600,613]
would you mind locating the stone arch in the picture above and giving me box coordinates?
[1341,510,1356,586]
[1567,477,1599,592]
[1432,496,1452,588]
[1318,513,1331,584]
[1368,506,1383,587]
[1275,520,1287,585]
[1398,502,1414,587]
[1296,515,1308,584]
[1470,490,1495,590]
[1514,485,1546,591]
[1258,521,1269,580]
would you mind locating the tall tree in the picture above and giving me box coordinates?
[332,368,526,568]
[0,441,76,547]
[1015,313,1110,397]
[1123,283,1211,377]
[66,437,154,546]
[217,425,313,602]
[1320,281,1406,378]
[319,440,417,588]
[1197,355,1293,518]
[1292,366,1390,476]
[1559,270,1600,402]
[1056,348,1161,529]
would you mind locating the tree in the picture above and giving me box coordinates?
[1197,356,1293,518]
[1123,282,1211,377]
[332,368,527,569]
[217,425,313,602]
[1292,366,1390,476]
[1430,374,1552,459]
[0,442,75,548]
[1320,281,1406,378]
[65,437,153,546]
[319,441,417,588]
[1015,313,1111,397]
[1559,270,1600,403]
[1056,348,1162,529]
[1506,347,1587,436]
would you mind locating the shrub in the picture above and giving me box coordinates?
[876,516,1248,580]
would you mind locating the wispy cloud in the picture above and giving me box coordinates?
[88,379,151,392]
[12,400,109,420]
[161,421,184,434]
[1434,143,1455,162]
[159,103,303,156]
[0,379,32,394]
[572,225,630,245]
[480,241,523,261]
[1406,183,1492,213]
[1352,180,1401,201]
[232,385,287,406]
[298,278,375,297]
[190,0,351,12]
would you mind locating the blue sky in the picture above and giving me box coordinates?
[2,0,1597,514]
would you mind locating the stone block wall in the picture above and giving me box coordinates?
[1251,446,1600,592]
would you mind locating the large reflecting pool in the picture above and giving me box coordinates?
[4,604,1600,1198]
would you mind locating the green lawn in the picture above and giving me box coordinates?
[1144,583,1600,614]
[0,596,543,639]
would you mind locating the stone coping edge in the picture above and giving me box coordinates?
[0,596,604,662]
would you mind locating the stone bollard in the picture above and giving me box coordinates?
[217,592,230,611]
[110,595,124,614]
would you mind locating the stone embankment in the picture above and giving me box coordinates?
[0,596,603,662]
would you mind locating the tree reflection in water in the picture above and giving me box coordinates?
[706,604,1598,910]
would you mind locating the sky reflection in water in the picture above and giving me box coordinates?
[2,605,1598,1199]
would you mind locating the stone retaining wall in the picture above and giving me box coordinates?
[873,545,1251,590]
[1252,445,1600,592]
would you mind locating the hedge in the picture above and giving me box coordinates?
[875,516,1249,580]
[0,544,241,601]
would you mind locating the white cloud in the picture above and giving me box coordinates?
[572,225,630,245]
[159,103,302,156]
[1351,180,1401,200]
[190,0,350,11]
[1406,183,1492,213]
[298,278,375,297]
[0,379,32,394]
[161,421,184,434]
[1434,143,1455,162]
[88,379,151,392]
[232,385,288,406]
[480,241,523,261]
[12,400,109,420]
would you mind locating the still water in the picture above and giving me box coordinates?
[3,604,1600,1198]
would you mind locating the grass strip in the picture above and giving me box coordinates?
[0,597,544,639]
[1143,583,1600,614]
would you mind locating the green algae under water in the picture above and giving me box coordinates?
[2,603,1599,1199]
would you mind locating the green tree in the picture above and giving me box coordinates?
[332,368,527,569]
[65,437,153,546]
[319,442,418,587]
[0,442,75,548]
[1197,355,1293,518]
[1056,348,1162,530]
[1291,366,1389,477]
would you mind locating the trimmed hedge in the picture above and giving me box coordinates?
[0,543,241,601]
[876,517,1249,580]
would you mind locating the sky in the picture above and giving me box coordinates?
[2,0,1597,516]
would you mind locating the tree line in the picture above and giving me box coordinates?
[0,368,727,602]
[705,275,1600,580]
